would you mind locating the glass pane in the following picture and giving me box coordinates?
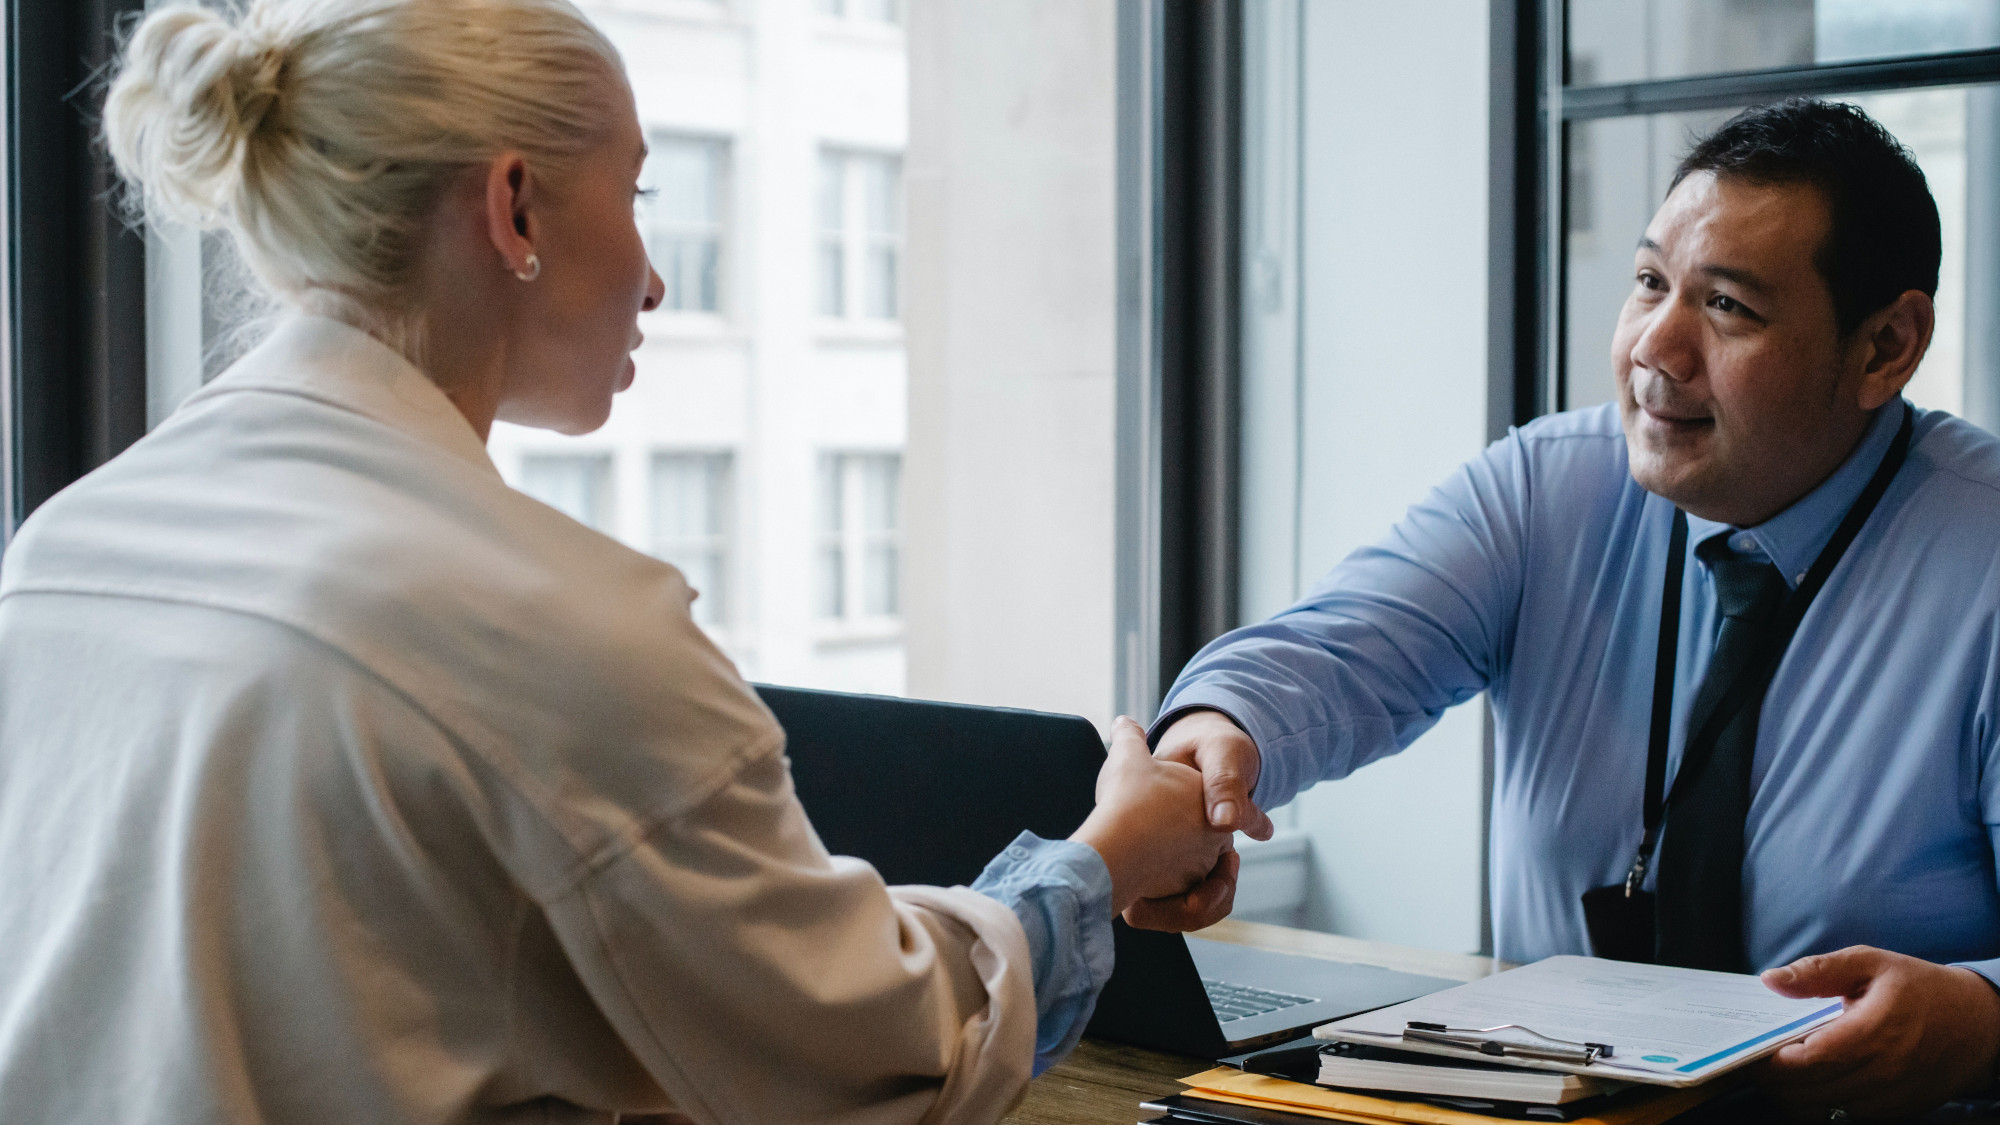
[641,137,722,314]
[1562,86,1996,422]
[861,157,899,235]
[858,0,901,25]
[1569,0,2000,86]
[1563,107,1743,410]
[859,455,898,532]
[482,0,1114,706]
[651,453,724,539]
[863,543,898,616]
[818,242,845,316]
[817,546,846,619]
[518,454,612,530]
[818,454,844,534]
[817,153,848,317]
[864,246,897,319]
[651,453,729,627]
[644,137,718,227]
[818,153,845,234]
[654,235,720,314]
[144,230,271,429]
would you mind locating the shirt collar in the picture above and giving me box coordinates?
[1682,398,1907,588]
[183,313,498,478]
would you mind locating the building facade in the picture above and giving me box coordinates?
[489,0,910,694]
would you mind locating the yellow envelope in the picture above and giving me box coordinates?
[1178,1067,1722,1125]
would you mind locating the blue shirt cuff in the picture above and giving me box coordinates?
[1955,958,2000,994]
[970,830,1115,1075]
[1151,689,1295,810]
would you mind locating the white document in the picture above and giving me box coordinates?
[1313,955,1842,1087]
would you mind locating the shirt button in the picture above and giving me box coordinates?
[1007,846,1029,861]
[1731,534,1755,552]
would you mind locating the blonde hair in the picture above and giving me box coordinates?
[103,0,625,341]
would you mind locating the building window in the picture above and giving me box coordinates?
[640,134,725,313]
[816,151,901,321]
[518,454,614,531]
[816,453,900,621]
[817,0,901,26]
[651,452,733,627]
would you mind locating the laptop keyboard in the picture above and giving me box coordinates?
[1201,977,1319,1024]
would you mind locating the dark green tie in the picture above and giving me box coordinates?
[1653,537,1790,972]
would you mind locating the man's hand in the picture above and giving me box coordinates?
[1760,946,2000,1120]
[1152,709,1275,838]
[1121,709,1273,932]
[1070,718,1234,916]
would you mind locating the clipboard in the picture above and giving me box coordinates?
[1312,956,1843,1088]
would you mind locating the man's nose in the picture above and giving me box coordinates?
[1629,295,1701,383]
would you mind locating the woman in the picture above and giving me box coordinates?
[0,2,1231,1122]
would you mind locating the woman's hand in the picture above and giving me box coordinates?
[1070,717,1235,918]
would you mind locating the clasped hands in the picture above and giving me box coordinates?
[1119,709,2000,1119]
[1068,710,1266,925]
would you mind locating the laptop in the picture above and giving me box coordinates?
[755,684,1456,1057]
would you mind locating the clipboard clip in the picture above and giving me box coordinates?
[1403,1021,1615,1065]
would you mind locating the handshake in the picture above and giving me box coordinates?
[1069,710,1277,932]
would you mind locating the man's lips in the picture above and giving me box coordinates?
[1637,401,1712,426]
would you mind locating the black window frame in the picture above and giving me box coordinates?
[4,0,149,542]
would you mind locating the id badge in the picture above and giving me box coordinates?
[1580,883,1656,964]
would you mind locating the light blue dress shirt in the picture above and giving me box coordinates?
[1160,400,2000,984]
[970,832,1115,1074]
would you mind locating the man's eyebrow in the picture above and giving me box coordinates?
[1633,238,1775,296]
[1700,264,1775,296]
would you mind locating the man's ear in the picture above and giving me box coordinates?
[1848,289,1934,411]
[483,152,537,278]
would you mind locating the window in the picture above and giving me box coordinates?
[651,452,732,627]
[816,453,899,622]
[816,0,901,27]
[816,151,901,321]
[103,0,1114,717]
[517,454,614,531]
[1554,3,2000,422]
[640,135,725,314]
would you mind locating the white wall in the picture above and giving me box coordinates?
[902,0,1118,731]
[1280,0,1492,954]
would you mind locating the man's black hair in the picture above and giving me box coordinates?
[1670,97,1940,337]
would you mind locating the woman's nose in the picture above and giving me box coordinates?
[642,262,665,313]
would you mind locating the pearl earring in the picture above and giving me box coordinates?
[514,253,541,282]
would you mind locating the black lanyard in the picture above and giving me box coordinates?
[1620,402,1916,895]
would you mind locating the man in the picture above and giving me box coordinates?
[1134,98,2000,1119]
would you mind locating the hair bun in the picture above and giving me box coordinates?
[104,3,290,224]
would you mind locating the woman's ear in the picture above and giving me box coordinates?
[1850,289,1935,411]
[483,152,538,278]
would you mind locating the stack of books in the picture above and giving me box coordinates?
[1138,1040,1704,1125]
[1140,954,1844,1125]
[1139,1042,1711,1124]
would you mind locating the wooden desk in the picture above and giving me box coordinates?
[1003,919,1507,1125]
[1003,924,2000,1125]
